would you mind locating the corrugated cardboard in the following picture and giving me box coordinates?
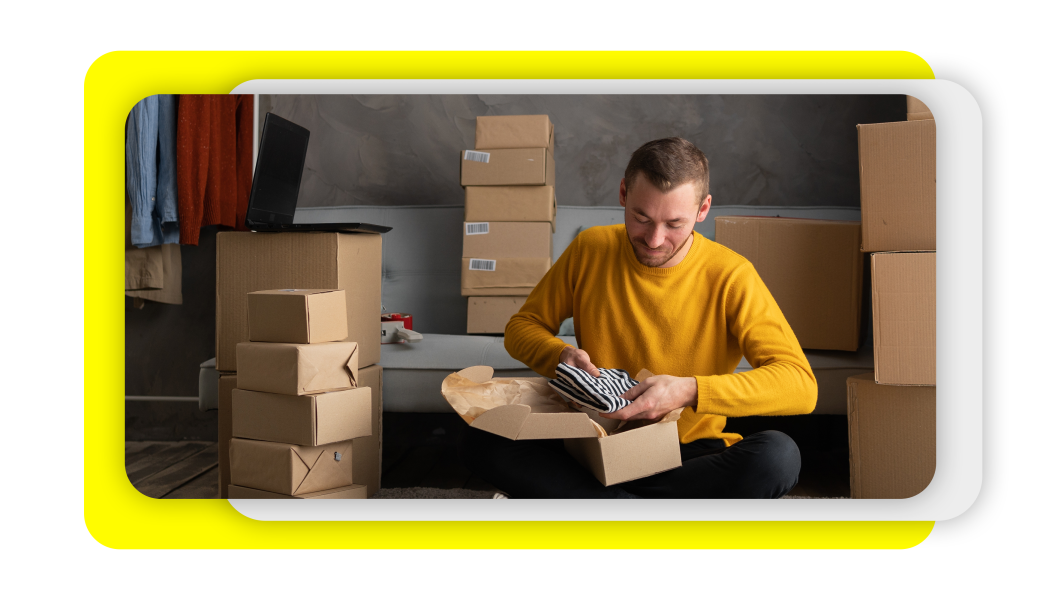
[236,341,359,396]
[460,257,551,297]
[847,373,936,499]
[247,289,348,344]
[906,96,933,120]
[475,115,554,153]
[232,387,372,446]
[564,420,683,486]
[872,252,936,385]
[462,221,552,259]
[464,186,556,231]
[714,216,863,351]
[216,231,381,371]
[218,374,236,499]
[467,296,527,334]
[351,364,382,497]
[460,148,555,187]
[228,484,368,499]
[229,438,354,496]
[857,120,936,252]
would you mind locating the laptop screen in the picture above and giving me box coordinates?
[248,113,310,223]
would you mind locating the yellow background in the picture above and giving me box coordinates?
[86,51,935,549]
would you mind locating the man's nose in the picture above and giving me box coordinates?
[646,225,665,248]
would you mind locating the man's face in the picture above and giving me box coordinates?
[620,175,712,268]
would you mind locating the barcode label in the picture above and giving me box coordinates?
[465,222,489,235]
[464,150,490,163]
[469,259,497,271]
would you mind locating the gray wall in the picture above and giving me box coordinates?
[127,94,904,396]
[261,94,904,208]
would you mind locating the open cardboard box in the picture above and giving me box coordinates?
[441,366,682,486]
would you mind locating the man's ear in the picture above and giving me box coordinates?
[619,178,627,207]
[696,194,712,223]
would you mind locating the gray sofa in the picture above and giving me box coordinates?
[200,204,873,414]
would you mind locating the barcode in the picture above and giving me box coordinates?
[464,150,490,163]
[469,259,497,271]
[465,222,490,235]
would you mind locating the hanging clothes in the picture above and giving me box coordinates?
[176,94,253,245]
[126,94,180,248]
[125,189,182,306]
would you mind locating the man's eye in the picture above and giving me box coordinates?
[668,223,684,229]
[636,218,649,224]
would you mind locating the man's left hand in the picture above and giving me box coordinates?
[606,375,698,421]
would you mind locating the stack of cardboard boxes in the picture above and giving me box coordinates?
[460,115,557,333]
[847,95,937,499]
[215,231,384,499]
[227,289,373,498]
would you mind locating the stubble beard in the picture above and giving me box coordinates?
[628,230,693,268]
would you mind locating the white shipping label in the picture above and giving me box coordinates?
[465,222,490,235]
[469,259,497,271]
[464,150,490,163]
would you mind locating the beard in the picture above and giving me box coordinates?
[627,230,693,267]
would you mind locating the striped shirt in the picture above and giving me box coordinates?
[549,363,640,413]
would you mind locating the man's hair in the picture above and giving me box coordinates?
[623,137,710,204]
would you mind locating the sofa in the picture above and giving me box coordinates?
[199,203,874,415]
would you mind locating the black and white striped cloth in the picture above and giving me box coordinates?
[549,363,641,413]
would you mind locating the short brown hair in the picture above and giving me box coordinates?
[624,137,709,204]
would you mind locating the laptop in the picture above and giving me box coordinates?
[245,112,392,234]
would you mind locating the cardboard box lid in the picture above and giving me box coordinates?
[247,289,348,344]
[871,251,936,385]
[229,438,354,496]
[856,120,936,252]
[232,387,372,446]
[228,484,369,499]
[847,373,936,499]
[441,366,601,440]
[714,216,863,351]
[460,148,555,187]
[462,221,552,259]
[236,341,359,396]
[475,115,554,152]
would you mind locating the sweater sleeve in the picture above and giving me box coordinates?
[504,235,579,379]
[694,263,817,417]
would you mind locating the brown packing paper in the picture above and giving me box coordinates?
[236,341,359,396]
[247,289,348,344]
[229,438,354,496]
[231,387,372,446]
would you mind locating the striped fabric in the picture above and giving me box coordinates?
[549,363,640,413]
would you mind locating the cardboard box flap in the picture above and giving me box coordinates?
[291,440,353,495]
[300,343,359,392]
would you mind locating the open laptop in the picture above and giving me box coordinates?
[245,112,392,234]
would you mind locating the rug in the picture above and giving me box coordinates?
[369,488,847,500]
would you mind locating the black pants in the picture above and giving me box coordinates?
[459,427,801,499]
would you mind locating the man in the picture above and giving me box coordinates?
[460,137,817,499]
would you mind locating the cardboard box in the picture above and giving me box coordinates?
[462,221,552,259]
[460,257,551,297]
[857,120,936,252]
[906,96,933,120]
[564,420,683,487]
[475,115,554,153]
[232,387,372,446]
[465,186,556,231]
[714,216,863,351]
[460,148,555,187]
[351,364,382,497]
[467,297,528,334]
[229,438,353,496]
[218,374,236,499]
[872,252,936,385]
[247,289,348,344]
[847,373,936,499]
[236,341,358,396]
[216,231,381,372]
[228,484,368,499]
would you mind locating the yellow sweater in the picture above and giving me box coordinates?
[505,224,817,446]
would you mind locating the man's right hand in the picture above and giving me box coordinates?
[558,346,601,378]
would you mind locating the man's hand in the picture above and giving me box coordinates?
[558,346,601,378]
[606,375,698,421]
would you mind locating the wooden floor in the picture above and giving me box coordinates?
[126,413,848,499]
